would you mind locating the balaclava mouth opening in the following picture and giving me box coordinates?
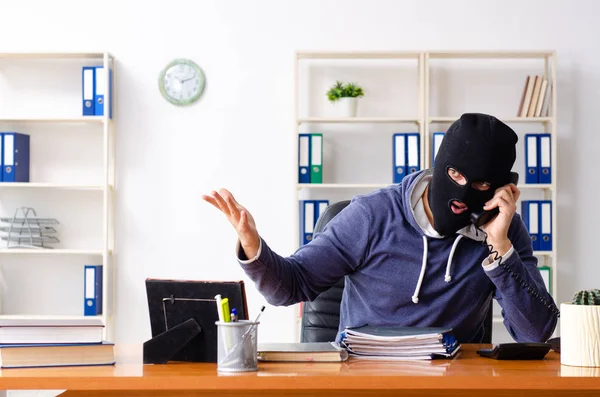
[427,113,518,236]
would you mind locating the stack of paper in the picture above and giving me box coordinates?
[340,325,460,360]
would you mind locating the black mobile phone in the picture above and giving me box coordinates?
[470,172,519,227]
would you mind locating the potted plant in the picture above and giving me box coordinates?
[326,81,364,117]
[561,289,600,367]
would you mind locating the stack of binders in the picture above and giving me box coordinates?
[298,133,323,184]
[525,133,552,184]
[82,66,113,118]
[393,133,420,183]
[340,325,460,361]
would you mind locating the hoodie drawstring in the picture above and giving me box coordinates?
[412,236,428,304]
[445,235,464,283]
[412,234,463,304]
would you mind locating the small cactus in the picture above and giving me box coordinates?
[572,289,600,305]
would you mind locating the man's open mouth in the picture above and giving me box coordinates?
[450,200,468,215]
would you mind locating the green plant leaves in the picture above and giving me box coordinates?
[326,81,364,102]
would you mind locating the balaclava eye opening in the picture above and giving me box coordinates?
[427,113,518,236]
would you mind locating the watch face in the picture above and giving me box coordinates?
[159,59,206,105]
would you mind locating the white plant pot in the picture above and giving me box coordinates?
[337,97,358,117]
[560,303,600,367]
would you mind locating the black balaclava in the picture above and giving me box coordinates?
[427,113,518,236]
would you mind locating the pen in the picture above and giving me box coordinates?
[231,308,238,322]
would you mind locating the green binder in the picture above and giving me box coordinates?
[538,266,551,294]
[310,133,323,184]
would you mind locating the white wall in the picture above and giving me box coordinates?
[0,0,598,346]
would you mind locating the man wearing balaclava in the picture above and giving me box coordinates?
[204,113,558,344]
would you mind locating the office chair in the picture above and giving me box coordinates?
[299,200,494,344]
[300,200,350,343]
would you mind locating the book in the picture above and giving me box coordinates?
[341,326,460,360]
[0,341,114,369]
[519,75,536,117]
[534,77,548,117]
[257,342,349,362]
[527,75,543,117]
[516,75,530,116]
[0,317,104,344]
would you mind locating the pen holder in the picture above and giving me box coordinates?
[215,320,259,372]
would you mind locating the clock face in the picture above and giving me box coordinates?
[159,59,206,106]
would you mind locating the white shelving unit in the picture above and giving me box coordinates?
[294,50,558,341]
[0,52,116,340]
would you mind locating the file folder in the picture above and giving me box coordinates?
[2,132,30,183]
[406,133,420,174]
[316,200,329,223]
[298,134,311,183]
[310,133,323,184]
[84,265,103,316]
[525,134,539,184]
[300,200,315,245]
[538,266,551,294]
[539,133,551,184]
[0,132,3,182]
[393,133,406,183]
[540,200,552,251]
[522,201,540,251]
[94,66,113,118]
[82,67,96,116]
[432,132,444,167]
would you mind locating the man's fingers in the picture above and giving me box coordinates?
[210,191,232,215]
[486,196,515,214]
[498,186,515,203]
[202,194,223,213]
[221,191,241,219]
[509,184,521,202]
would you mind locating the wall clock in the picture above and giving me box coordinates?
[158,58,206,106]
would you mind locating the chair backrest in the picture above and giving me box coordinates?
[299,200,493,343]
[300,200,350,343]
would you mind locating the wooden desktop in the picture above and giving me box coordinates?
[0,344,599,396]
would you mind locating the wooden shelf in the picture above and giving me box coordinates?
[0,314,104,321]
[0,183,108,190]
[429,117,553,124]
[298,183,389,189]
[427,50,554,59]
[518,184,553,190]
[296,51,420,60]
[0,52,114,60]
[298,117,420,124]
[0,116,105,124]
[0,249,108,255]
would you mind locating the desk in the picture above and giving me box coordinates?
[0,344,599,396]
